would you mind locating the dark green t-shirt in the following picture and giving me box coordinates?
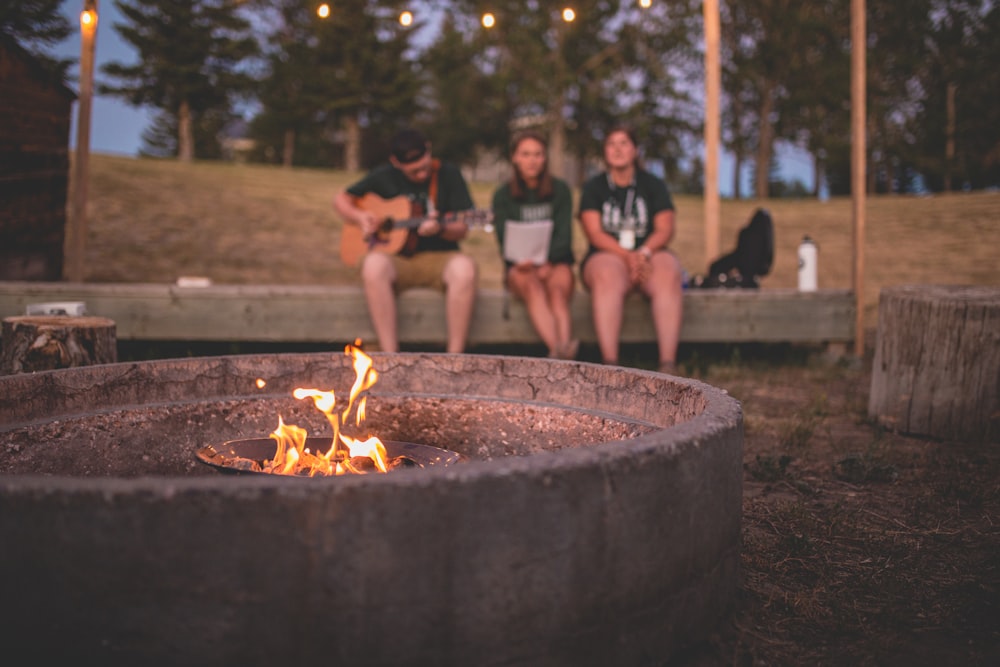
[491,178,575,267]
[578,168,674,259]
[346,161,474,253]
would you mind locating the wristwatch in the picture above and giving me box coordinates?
[639,246,653,260]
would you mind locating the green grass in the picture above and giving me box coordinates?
[78,154,1000,328]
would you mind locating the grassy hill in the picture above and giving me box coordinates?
[80,154,1000,327]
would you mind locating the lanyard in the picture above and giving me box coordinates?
[606,173,636,219]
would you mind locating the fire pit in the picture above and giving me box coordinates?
[0,352,742,665]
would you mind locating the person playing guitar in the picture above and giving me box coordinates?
[333,128,479,353]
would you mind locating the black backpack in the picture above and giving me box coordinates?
[692,208,774,288]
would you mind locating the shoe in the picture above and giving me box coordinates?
[560,339,580,360]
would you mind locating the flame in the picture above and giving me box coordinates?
[263,341,388,476]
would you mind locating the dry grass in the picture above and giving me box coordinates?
[79,154,1000,665]
[81,154,1000,327]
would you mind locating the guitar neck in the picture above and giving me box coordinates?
[387,210,482,231]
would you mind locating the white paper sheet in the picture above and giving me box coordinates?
[502,220,553,265]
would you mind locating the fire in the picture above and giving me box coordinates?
[264,341,389,476]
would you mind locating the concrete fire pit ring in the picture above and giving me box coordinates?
[0,352,742,665]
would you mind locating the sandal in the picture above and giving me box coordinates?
[560,338,580,360]
[657,360,677,375]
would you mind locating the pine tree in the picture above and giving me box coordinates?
[417,13,508,166]
[914,0,999,190]
[0,0,72,76]
[250,0,419,169]
[312,0,418,170]
[99,0,257,161]
[425,1,700,181]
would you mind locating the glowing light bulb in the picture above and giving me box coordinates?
[562,8,576,23]
[80,9,97,29]
[317,3,330,19]
[640,0,652,8]
[482,12,495,28]
[400,11,413,26]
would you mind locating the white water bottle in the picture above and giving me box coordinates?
[797,235,817,292]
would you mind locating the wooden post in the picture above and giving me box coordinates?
[945,82,957,192]
[868,286,1000,444]
[66,0,99,283]
[1,315,117,375]
[851,0,866,357]
[703,0,721,266]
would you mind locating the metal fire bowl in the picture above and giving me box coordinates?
[0,352,743,665]
[196,437,463,475]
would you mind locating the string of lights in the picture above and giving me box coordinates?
[313,1,655,26]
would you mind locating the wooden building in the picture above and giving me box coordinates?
[0,35,75,281]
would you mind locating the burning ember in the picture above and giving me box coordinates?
[197,341,461,476]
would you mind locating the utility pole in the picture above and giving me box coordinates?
[703,0,721,266]
[67,0,98,282]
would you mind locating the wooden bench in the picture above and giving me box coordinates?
[0,281,854,349]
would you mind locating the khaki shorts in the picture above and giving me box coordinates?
[380,251,460,292]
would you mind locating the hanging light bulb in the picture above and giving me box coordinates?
[562,8,575,23]
[482,12,496,28]
[80,6,97,30]
[400,10,413,26]
[317,3,330,19]
[639,0,652,8]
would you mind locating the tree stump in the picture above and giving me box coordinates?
[1,316,117,375]
[868,285,1000,443]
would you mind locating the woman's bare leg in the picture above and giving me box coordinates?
[582,252,630,364]
[543,263,576,357]
[640,252,683,366]
[509,267,560,355]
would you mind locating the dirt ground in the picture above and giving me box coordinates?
[657,336,1000,666]
[112,335,1000,665]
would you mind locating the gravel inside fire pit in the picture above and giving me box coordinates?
[1,395,656,477]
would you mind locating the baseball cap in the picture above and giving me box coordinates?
[390,129,429,164]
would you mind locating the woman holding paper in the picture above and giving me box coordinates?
[578,126,683,373]
[491,131,578,359]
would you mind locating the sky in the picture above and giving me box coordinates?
[54,1,815,196]
[57,2,152,156]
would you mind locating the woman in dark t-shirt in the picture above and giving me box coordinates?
[578,126,684,373]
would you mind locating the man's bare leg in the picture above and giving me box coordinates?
[442,253,477,353]
[360,252,399,352]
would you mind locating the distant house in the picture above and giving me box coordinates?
[0,35,75,281]
[219,118,256,163]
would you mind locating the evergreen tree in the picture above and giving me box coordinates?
[99,0,257,161]
[913,0,999,190]
[431,1,700,182]
[248,0,418,169]
[312,0,419,169]
[862,0,935,194]
[721,0,842,199]
[774,1,851,198]
[249,0,333,168]
[417,13,508,166]
[0,0,72,76]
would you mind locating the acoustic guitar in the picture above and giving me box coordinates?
[339,193,493,267]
